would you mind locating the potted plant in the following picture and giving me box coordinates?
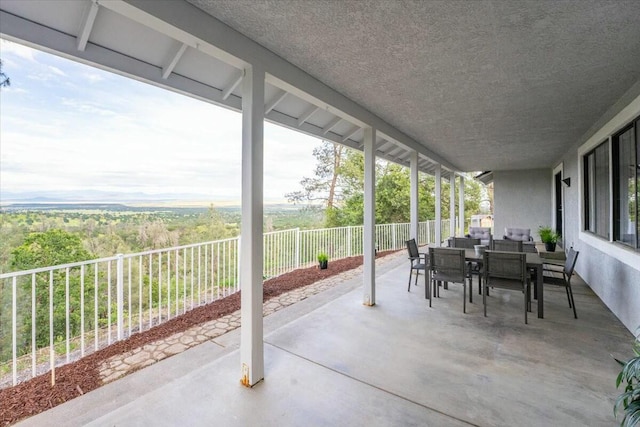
[317,252,328,269]
[614,329,640,427]
[538,226,561,252]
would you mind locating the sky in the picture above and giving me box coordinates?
[0,40,321,204]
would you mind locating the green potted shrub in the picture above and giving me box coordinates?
[538,226,561,252]
[614,330,640,427]
[317,252,328,270]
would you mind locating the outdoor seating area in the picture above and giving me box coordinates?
[16,251,632,426]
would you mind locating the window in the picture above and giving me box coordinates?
[613,118,639,249]
[583,141,610,239]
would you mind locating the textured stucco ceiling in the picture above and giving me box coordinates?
[186,0,640,172]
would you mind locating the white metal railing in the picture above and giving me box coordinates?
[0,219,453,387]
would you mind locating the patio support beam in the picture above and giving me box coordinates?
[435,164,442,246]
[264,90,287,114]
[459,175,465,236]
[240,64,265,387]
[322,116,342,135]
[222,71,243,100]
[363,127,376,306]
[162,42,188,80]
[410,151,419,242]
[297,105,320,127]
[450,175,456,237]
[77,0,99,51]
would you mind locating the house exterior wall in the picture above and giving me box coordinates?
[493,169,552,240]
[559,83,640,333]
[494,82,640,333]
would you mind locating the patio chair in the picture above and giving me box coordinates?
[504,227,534,242]
[429,247,471,313]
[543,248,579,318]
[482,250,530,324]
[492,239,523,252]
[467,227,492,247]
[451,237,480,249]
[405,238,427,292]
[450,237,483,293]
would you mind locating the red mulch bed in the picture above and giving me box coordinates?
[0,251,395,426]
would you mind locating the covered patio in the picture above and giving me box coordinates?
[16,254,631,426]
[1,1,639,424]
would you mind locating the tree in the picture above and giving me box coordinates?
[288,142,489,229]
[137,220,179,250]
[3,230,94,361]
[286,140,346,211]
[0,59,9,88]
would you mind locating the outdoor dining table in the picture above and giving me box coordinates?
[421,247,545,318]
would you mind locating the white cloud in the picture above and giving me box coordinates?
[0,42,322,203]
[0,40,37,62]
[48,66,66,76]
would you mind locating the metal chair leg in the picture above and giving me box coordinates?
[483,282,487,317]
[568,286,577,319]
[463,282,467,313]
[524,283,529,324]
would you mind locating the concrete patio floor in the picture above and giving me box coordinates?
[17,254,634,426]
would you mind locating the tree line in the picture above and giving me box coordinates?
[286,140,487,229]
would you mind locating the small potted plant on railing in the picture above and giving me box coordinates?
[614,329,640,427]
[317,252,329,270]
[538,226,561,252]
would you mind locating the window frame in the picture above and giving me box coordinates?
[612,117,639,249]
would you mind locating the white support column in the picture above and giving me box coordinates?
[240,64,265,387]
[435,164,442,246]
[449,174,456,237]
[458,175,465,236]
[363,127,376,306]
[410,151,419,242]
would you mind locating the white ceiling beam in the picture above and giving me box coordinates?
[162,42,188,79]
[297,105,320,127]
[0,11,241,110]
[377,140,394,152]
[222,71,243,100]
[110,0,459,171]
[322,116,342,135]
[264,90,287,114]
[76,0,99,52]
[342,126,361,142]
[265,109,360,151]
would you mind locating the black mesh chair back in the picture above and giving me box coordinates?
[429,247,469,312]
[543,248,580,318]
[406,238,420,260]
[451,237,480,249]
[564,247,579,277]
[405,239,429,299]
[492,239,523,252]
[482,250,530,323]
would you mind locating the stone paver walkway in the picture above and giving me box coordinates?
[98,251,406,383]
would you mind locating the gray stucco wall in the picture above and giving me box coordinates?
[493,169,552,241]
[559,132,640,333]
[562,102,640,333]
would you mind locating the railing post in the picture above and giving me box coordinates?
[236,237,241,289]
[116,253,124,341]
[295,228,300,269]
[427,221,431,244]
[12,277,17,386]
[347,227,352,256]
[392,224,397,250]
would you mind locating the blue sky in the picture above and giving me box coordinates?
[0,40,320,204]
